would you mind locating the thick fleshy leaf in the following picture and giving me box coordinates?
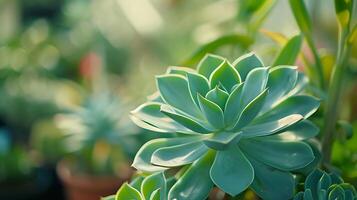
[130,176,144,191]
[141,172,166,200]
[261,66,298,112]
[203,132,242,150]
[166,66,196,76]
[255,95,320,122]
[233,52,264,81]
[150,189,160,200]
[328,185,345,200]
[267,120,319,141]
[131,102,194,134]
[197,54,225,78]
[205,87,229,110]
[232,89,268,131]
[241,114,303,138]
[318,173,332,192]
[197,94,225,129]
[272,34,303,66]
[304,169,324,199]
[187,72,210,106]
[160,105,211,133]
[209,60,241,91]
[168,151,215,200]
[249,158,295,200]
[132,137,203,172]
[151,141,208,167]
[241,67,269,106]
[288,72,308,96]
[210,145,254,196]
[224,83,244,126]
[241,139,314,171]
[156,74,202,119]
[116,183,142,200]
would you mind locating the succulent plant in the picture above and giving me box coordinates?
[103,172,171,200]
[130,52,320,199]
[294,169,357,200]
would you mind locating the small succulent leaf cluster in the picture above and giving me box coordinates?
[131,52,320,199]
[294,169,357,200]
[103,172,169,200]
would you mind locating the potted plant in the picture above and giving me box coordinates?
[55,94,135,200]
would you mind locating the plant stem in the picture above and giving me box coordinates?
[321,28,351,165]
[305,36,326,90]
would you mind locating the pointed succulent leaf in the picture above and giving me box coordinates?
[328,185,345,200]
[151,141,208,167]
[233,52,264,81]
[241,114,303,138]
[210,146,254,196]
[206,87,229,110]
[156,74,202,119]
[288,72,308,96]
[130,176,144,191]
[132,137,203,172]
[241,139,314,171]
[249,158,295,200]
[241,67,269,107]
[303,189,314,200]
[141,172,166,200]
[168,151,215,200]
[255,95,320,122]
[261,66,298,112]
[116,183,143,200]
[232,89,268,131]
[166,66,196,76]
[160,105,211,133]
[318,173,332,193]
[209,60,241,91]
[149,189,160,200]
[267,120,319,141]
[197,54,225,78]
[272,34,303,66]
[223,83,244,127]
[186,72,210,106]
[305,169,325,197]
[203,132,242,150]
[197,94,225,129]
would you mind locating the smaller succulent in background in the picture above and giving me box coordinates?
[294,169,357,200]
[56,93,138,175]
[103,172,172,200]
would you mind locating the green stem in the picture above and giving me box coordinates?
[321,28,351,165]
[305,36,326,90]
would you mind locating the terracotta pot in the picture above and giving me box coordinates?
[57,160,131,200]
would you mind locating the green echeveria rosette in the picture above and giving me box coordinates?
[294,169,357,200]
[131,52,320,200]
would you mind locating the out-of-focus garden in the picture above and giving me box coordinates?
[0,0,356,200]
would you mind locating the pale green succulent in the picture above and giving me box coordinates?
[103,172,171,200]
[294,169,357,200]
[131,53,320,199]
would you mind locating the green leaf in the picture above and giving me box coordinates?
[131,102,194,134]
[206,87,229,110]
[156,74,202,120]
[293,192,304,200]
[210,145,254,196]
[256,95,320,122]
[130,176,144,191]
[304,169,324,198]
[232,89,268,131]
[242,114,303,138]
[224,83,244,126]
[289,0,312,37]
[249,158,295,200]
[260,29,288,46]
[151,141,208,167]
[141,173,166,200]
[209,60,241,91]
[160,105,212,133]
[334,0,353,29]
[197,54,225,79]
[303,189,314,200]
[187,72,210,106]
[203,131,242,150]
[328,185,345,200]
[267,120,319,141]
[241,67,269,106]
[116,183,142,200]
[150,189,160,200]
[318,173,332,192]
[197,94,225,129]
[233,52,264,81]
[166,66,196,76]
[261,66,298,112]
[337,120,354,140]
[272,34,303,66]
[184,35,253,67]
[169,151,215,200]
[241,139,314,171]
[132,137,203,172]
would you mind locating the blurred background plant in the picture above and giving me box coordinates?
[0,0,356,199]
